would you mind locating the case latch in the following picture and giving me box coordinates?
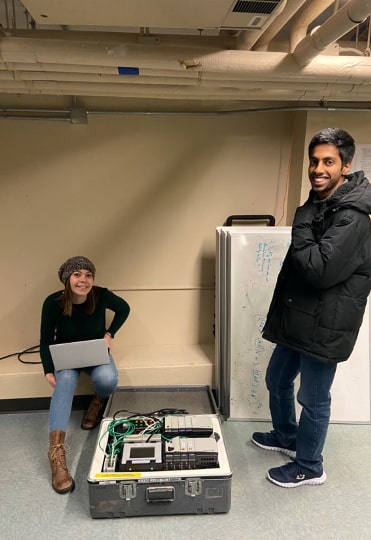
[185,478,202,497]
[119,482,137,500]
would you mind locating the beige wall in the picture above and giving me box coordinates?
[0,111,294,360]
[1,109,370,375]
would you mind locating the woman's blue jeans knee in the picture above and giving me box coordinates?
[266,344,337,472]
[49,355,118,432]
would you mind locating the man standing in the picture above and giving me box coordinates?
[252,128,371,487]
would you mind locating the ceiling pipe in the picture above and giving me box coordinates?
[289,0,336,51]
[4,61,371,100]
[3,104,371,123]
[4,55,371,86]
[1,74,370,101]
[2,36,371,82]
[180,49,371,83]
[2,35,371,103]
[339,46,364,55]
[0,36,220,69]
[293,0,371,66]
[253,0,308,51]
[0,70,364,94]
[3,58,371,87]
[235,0,288,50]
[3,85,371,103]
[3,55,371,85]
[1,64,370,93]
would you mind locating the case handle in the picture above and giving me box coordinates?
[146,486,175,503]
[224,214,275,227]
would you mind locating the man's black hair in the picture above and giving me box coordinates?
[308,128,355,166]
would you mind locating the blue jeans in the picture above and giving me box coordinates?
[265,344,337,473]
[49,355,118,432]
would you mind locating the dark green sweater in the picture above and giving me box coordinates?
[40,286,130,374]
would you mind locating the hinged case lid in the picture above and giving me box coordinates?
[104,385,218,418]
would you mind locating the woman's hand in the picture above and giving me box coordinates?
[45,373,56,388]
[104,332,112,350]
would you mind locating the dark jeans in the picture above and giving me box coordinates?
[265,344,337,473]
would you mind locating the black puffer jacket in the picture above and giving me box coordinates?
[262,171,371,363]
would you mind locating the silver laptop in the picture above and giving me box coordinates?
[49,339,110,371]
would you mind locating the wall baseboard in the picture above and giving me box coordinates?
[0,394,93,414]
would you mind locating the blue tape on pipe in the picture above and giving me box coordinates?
[118,67,140,75]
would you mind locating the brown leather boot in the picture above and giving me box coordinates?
[48,430,75,494]
[81,395,106,430]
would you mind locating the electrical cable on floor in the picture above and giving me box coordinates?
[0,345,41,364]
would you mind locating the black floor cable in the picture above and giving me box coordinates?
[0,345,41,364]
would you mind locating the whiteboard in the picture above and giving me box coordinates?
[215,226,371,424]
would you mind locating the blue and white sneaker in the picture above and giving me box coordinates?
[267,461,327,488]
[251,431,296,459]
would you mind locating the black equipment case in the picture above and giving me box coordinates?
[87,385,232,518]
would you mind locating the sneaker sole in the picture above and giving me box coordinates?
[251,436,296,459]
[267,471,327,488]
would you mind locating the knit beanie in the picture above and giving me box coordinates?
[58,256,96,285]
